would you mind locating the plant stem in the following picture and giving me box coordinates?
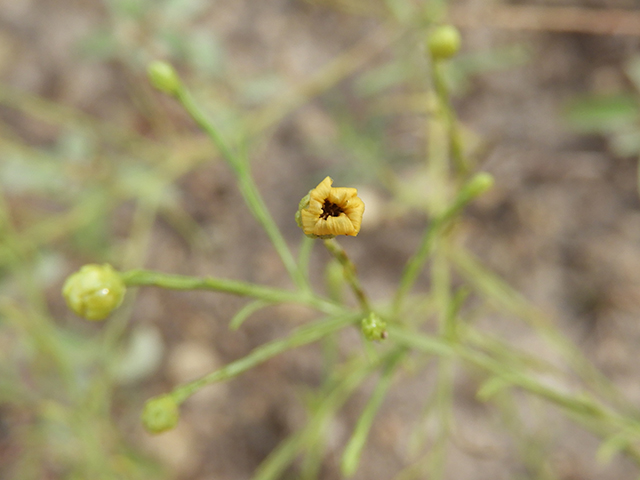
[176,86,307,290]
[322,238,371,313]
[341,350,405,477]
[170,312,359,403]
[120,268,340,315]
[392,177,481,317]
[432,61,467,175]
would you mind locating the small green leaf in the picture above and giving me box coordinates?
[564,94,639,133]
[596,432,631,464]
[476,376,510,401]
[229,300,270,330]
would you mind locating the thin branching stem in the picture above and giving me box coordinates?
[176,86,308,290]
[169,312,360,404]
[121,269,340,316]
[322,238,372,313]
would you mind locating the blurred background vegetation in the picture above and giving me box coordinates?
[2,0,640,479]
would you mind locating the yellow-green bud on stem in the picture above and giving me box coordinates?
[141,394,180,434]
[147,61,181,96]
[361,312,388,341]
[62,264,126,321]
[427,25,461,60]
[461,172,494,200]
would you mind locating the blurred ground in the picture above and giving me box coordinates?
[2,0,640,479]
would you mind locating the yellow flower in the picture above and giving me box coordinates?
[296,176,365,239]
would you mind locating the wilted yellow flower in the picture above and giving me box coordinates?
[296,176,365,239]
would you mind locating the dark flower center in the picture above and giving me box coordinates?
[320,200,343,220]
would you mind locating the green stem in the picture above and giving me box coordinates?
[449,247,629,411]
[322,238,371,312]
[432,61,467,175]
[298,235,315,281]
[255,353,390,480]
[341,350,405,477]
[170,312,359,403]
[176,86,307,290]
[392,173,492,317]
[388,324,640,462]
[121,268,339,315]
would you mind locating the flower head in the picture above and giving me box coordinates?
[361,312,388,341]
[62,264,125,321]
[147,60,181,96]
[141,394,180,434]
[295,176,365,239]
[426,25,461,60]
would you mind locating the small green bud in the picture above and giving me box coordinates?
[361,312,387,341]
[294,192,311,232]
[147,61,181,96]
[461,172,494,199]
[141,394,180,434]
[427,25,461,60]
[62,264,125,321]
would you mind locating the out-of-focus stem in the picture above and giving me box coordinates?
[176,86,308,291]
[322,238,371,313]
[121,268,339,315]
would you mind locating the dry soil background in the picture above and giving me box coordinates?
[3,0,640,479]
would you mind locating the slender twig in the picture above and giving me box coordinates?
[121,269,340,315]
[170,312,360,403]
[322,238,371,313]
[176,87,307,290]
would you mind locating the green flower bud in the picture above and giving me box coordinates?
[460,172,494,200]
[361,312,387,341]
[295,192,311,232]
[141,394,180,434]
[62,264,125,321]
[427,25,461,60]
[147,61,181,96]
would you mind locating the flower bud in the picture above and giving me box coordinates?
[361,312,387,341]
[460,172,494,200]
[62,264,125,321]
[296,177,365,239]
[141,394,180,434]
[147,61,181,96]
[294,193,311,232]
[427,25,461,60]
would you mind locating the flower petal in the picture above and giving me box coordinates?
[310,176,333,203]
[344,197,365,234]
[327,187,357,206]
[296,176,365,238]
[316,214,356,236]
[300,209,321,235]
